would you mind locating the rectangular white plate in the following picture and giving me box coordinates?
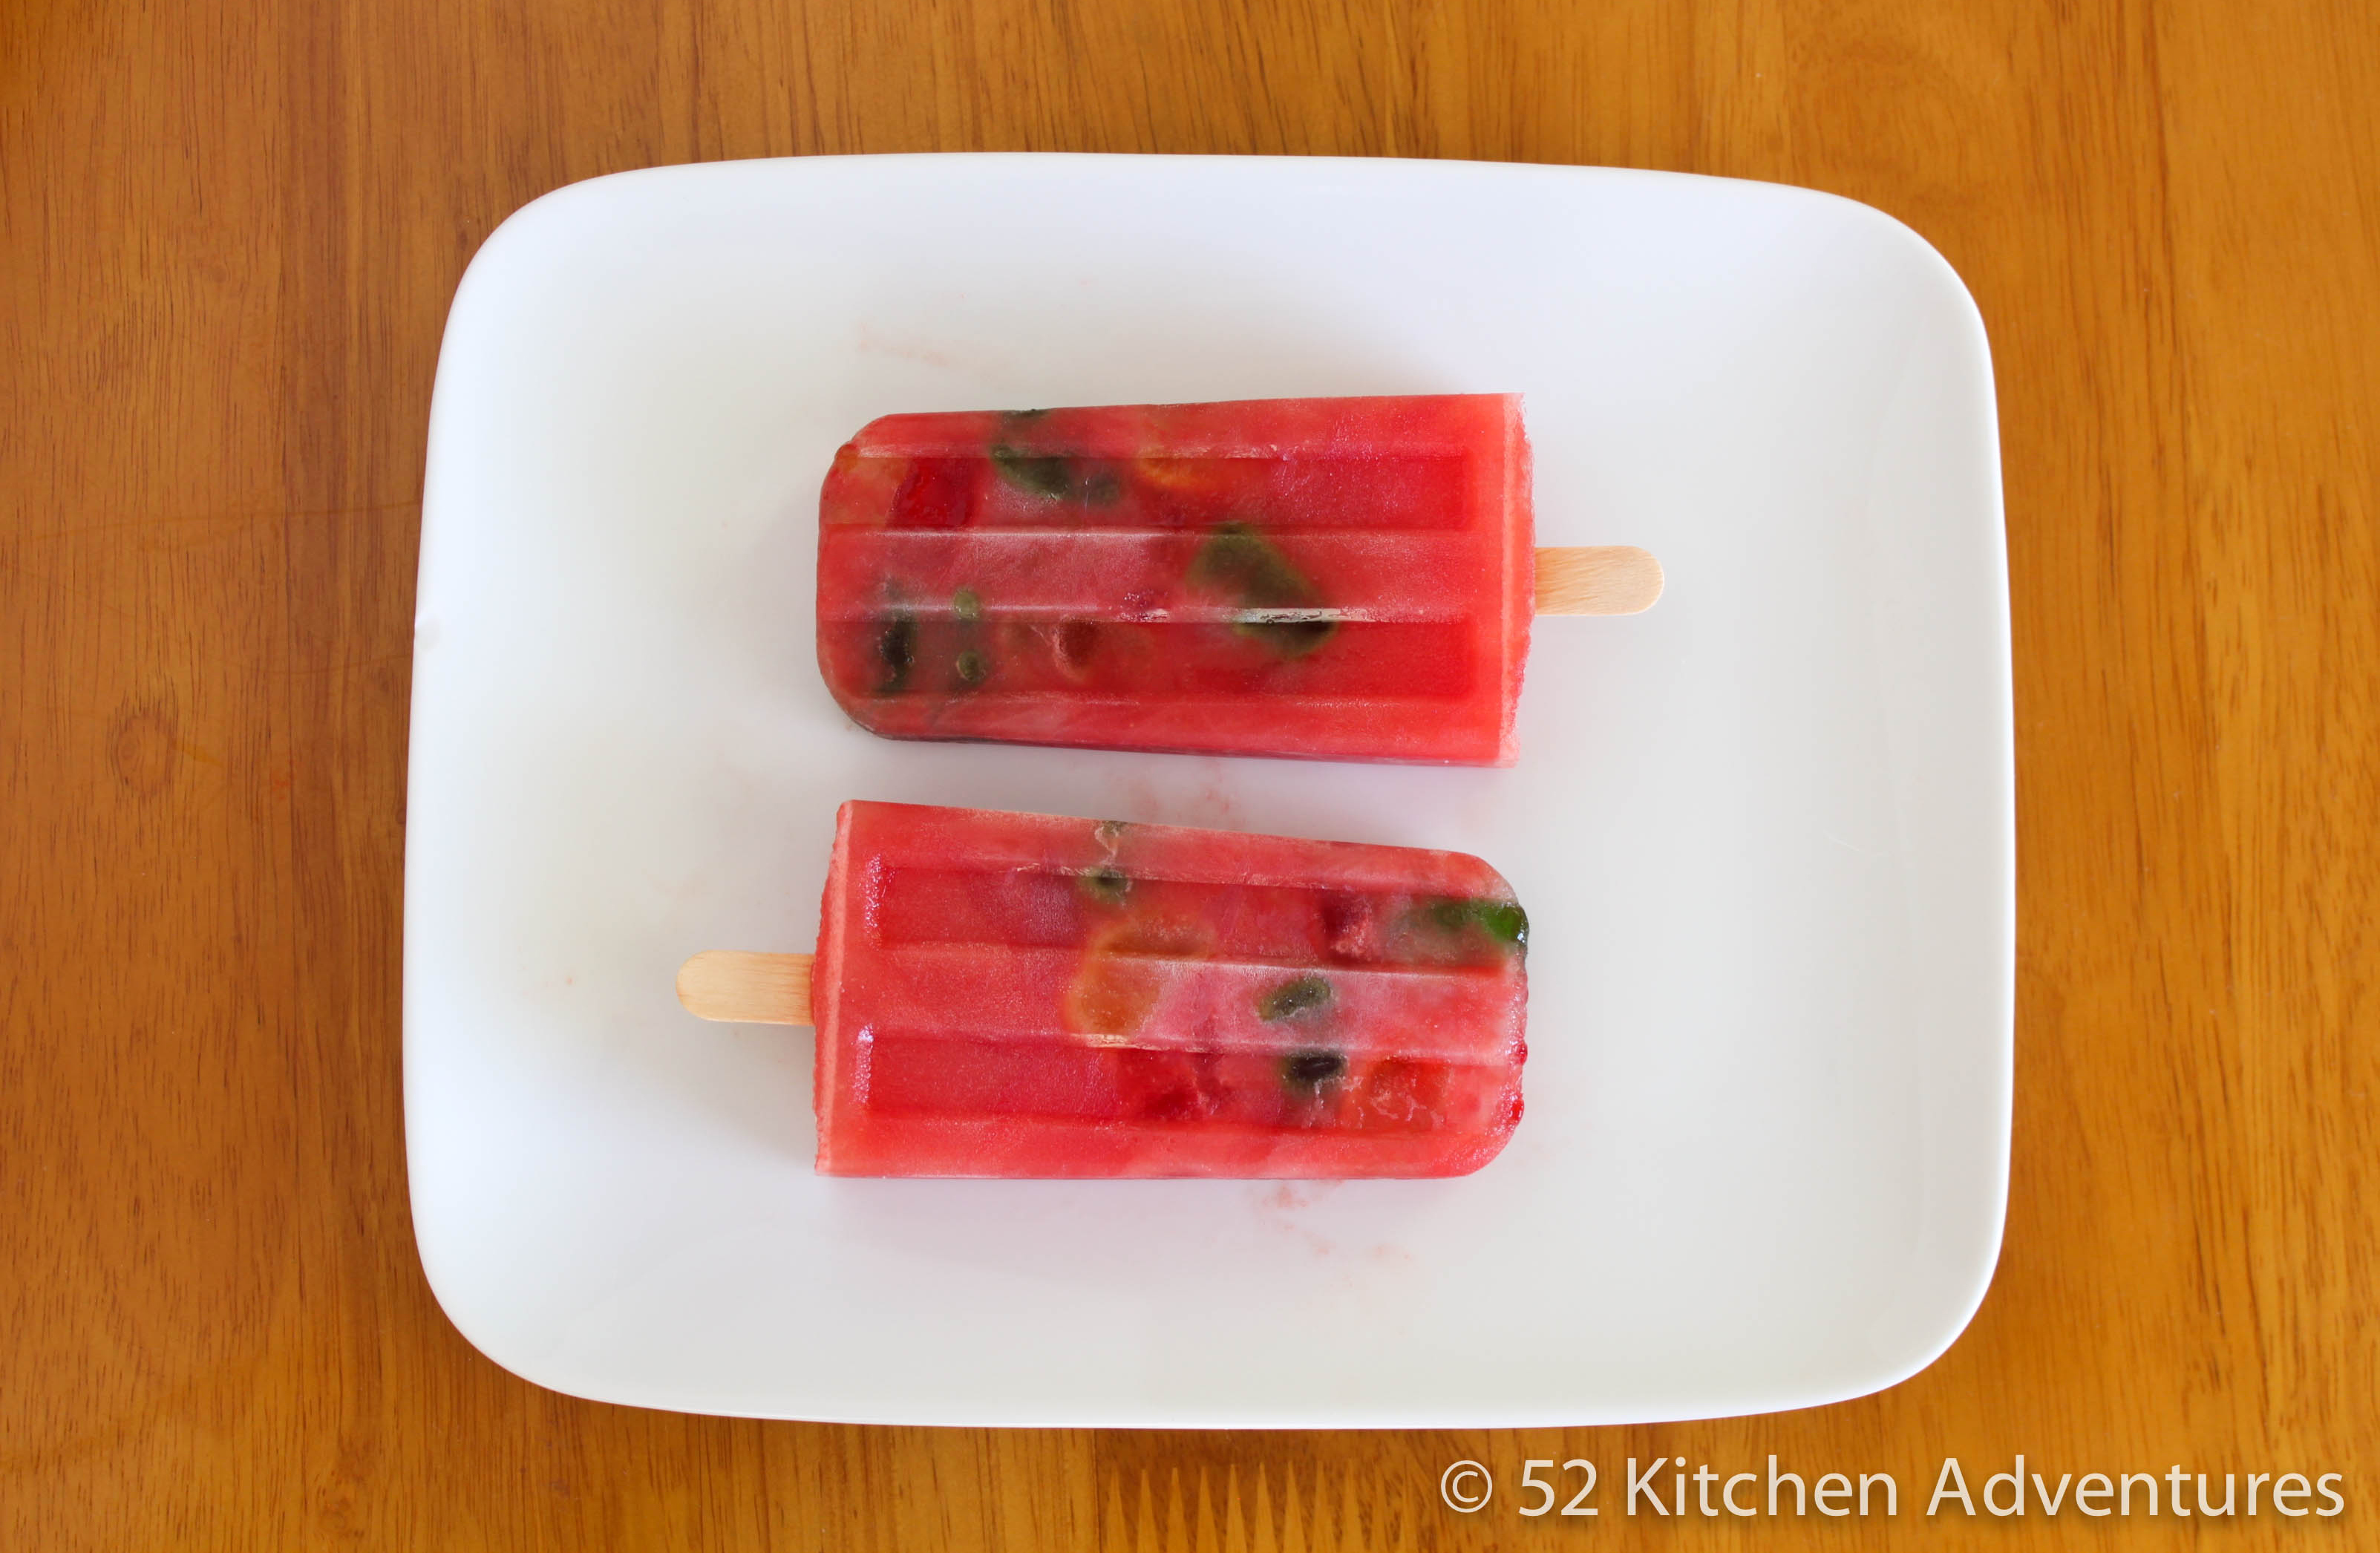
[406,153,2011,1428]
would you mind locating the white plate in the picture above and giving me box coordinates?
[406,154,2011,1428]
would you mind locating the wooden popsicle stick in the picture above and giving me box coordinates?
[1534,546,1664,615]
[678,950,814,1026]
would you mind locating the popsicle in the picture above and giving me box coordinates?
[816,393,1658,767]
[679,800,1529,1178]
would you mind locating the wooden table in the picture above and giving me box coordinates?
[6,0,2374,1546]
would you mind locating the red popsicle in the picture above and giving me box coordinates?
[817,394,1656,767]
[678,801,1530,1178]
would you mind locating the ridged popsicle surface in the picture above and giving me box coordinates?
[816,395,1533,765]
[812,802,1529,1177]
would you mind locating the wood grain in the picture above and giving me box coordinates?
[4,0,2376,1547]
[680,952,814,1026]
[1533,546,1665,615]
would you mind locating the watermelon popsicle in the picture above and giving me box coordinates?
[816,394,1660,767]
[677,801,1530,1178]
